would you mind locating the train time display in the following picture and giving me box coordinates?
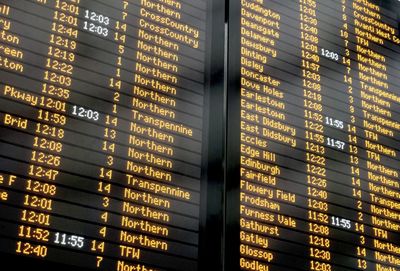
[0,0,218,270]
[227,0,400,270]
[2,0,400,270]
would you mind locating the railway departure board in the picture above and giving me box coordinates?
[0,0,225,270]
[2,0,400,271]
[226,0,400,271]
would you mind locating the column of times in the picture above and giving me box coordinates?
[300,0,332,270]
[18,0,80,259]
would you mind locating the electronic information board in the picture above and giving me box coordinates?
[226,0,400,270]
[0,0,225,270]
[2,0,400,271]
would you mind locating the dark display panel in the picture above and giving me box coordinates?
[226,0,400,270]
[3,0,400,270]
[0,0,225,270]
